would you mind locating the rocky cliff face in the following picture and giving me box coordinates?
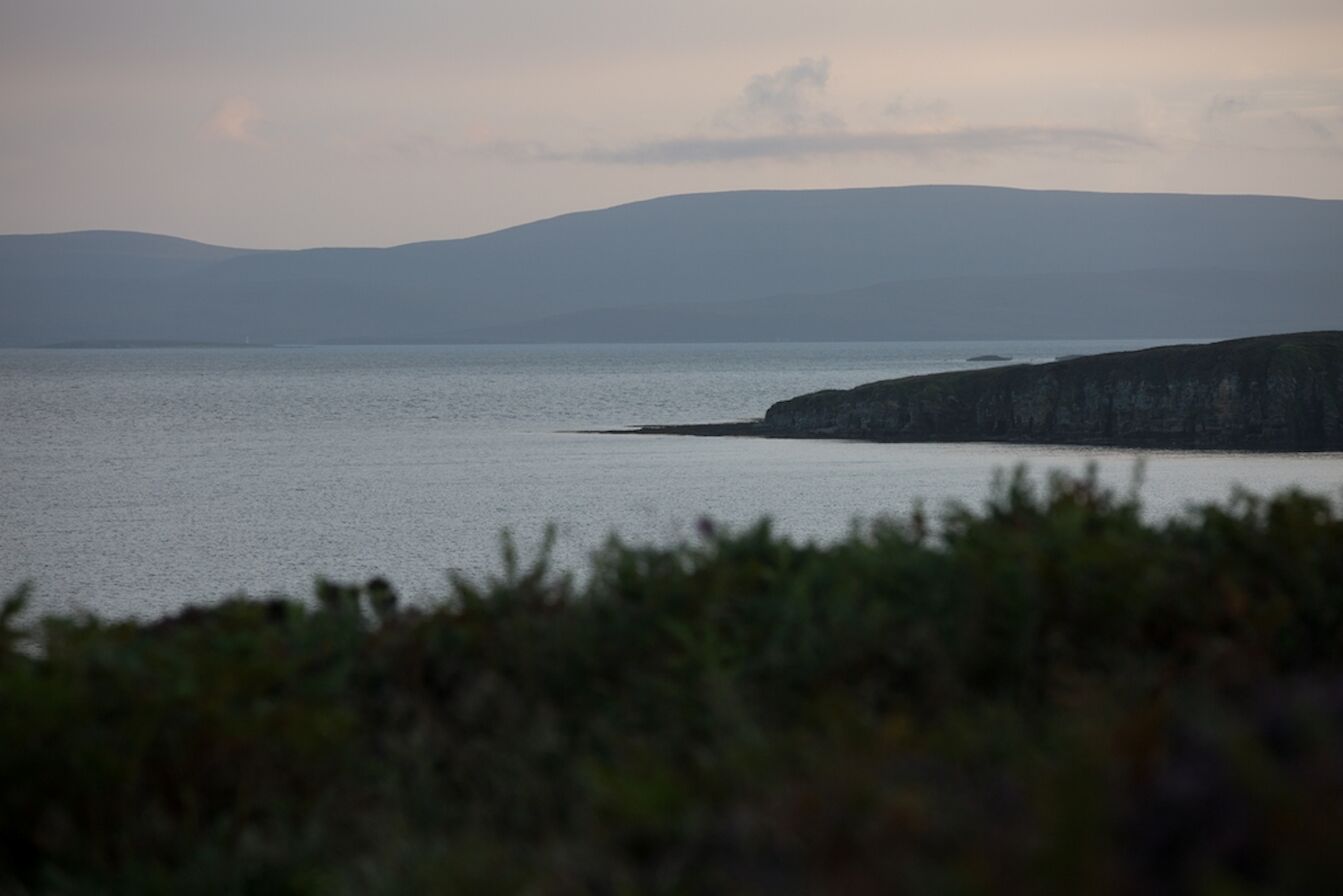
[763,332,1343,450]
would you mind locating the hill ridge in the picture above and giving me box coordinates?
[3,186,1342,345]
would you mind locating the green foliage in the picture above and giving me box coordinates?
[3,469,1343,894]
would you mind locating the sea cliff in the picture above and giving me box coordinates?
[761,332,1343,450]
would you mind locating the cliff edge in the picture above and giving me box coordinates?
[759,332,1343,451]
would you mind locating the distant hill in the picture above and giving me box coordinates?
[2,186,1342,345]
[456,269,1343,342]
[0,230,257,280]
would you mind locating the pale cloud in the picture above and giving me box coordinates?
[488,58,1150,166]
[885,96,952,123]
[1206,95,1254,120]
[717,57,842,132]
[385,133,447,161]
[492,125,1154,165]
[202,97,263,144]
[1202,87,1341,147]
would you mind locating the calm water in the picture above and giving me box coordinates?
[3,341,1341,618]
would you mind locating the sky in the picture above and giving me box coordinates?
[1,0,1341,248]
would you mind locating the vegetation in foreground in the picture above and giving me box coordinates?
[4,470,1343,895]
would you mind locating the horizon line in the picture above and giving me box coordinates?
[3,182,1340,253]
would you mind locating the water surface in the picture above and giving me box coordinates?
[3,341,1340,617]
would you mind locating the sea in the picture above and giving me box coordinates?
[3,340,1341,619]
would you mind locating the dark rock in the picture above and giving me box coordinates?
[967,354,1012,361]
[760,332,1343,451]
[592,421,766,437]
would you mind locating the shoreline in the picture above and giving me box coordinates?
[580,422,1343,454]
[585,332,1343,454]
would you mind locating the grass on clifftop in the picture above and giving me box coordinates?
[4,469,1343,894]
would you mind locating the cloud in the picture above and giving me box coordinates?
[717,57,842,132]
[203,97,263,144]
[885,96,951,122]
[491,126,1155,166]
[1206,95,1254,120]
[479,58,1152,168]
[386,133,448,161]
[1203,89,1340,144]
[1288,110,1334,141]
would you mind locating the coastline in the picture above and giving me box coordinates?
[591,332,1343,453]
[587,422,1343,453]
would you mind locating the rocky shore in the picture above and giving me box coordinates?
[612,332,1343,451]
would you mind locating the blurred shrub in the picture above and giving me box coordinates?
[3,468,1343,894]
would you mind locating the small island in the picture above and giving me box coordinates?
[966,354,1012,361]
[617,332,1343,451]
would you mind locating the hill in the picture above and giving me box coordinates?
[3,186,1342,345]
[457,269,1343,343]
